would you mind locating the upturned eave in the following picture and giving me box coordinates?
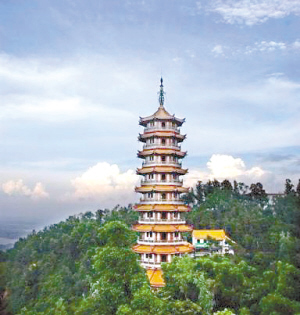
[137,148,187,158]
[135,185,189,193]
[134,204,191,212]
[133,243,194,254]
[137,166,188,175]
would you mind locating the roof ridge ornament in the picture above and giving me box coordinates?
[158,77,165,107]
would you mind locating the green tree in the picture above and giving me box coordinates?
[259,293,300,315]
[117,283,167,315]
[249,182,267,202]
[162,256,213,314]
[76,221,147,315]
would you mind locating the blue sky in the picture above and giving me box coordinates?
[1,0,300,240]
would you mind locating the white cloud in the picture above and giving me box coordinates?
[2,179,49,200]
[31,183,50,200]
[1,95,134,123]
[207,154,247,178]
[266,75,300,91]
[0,53,139,123]
[184,169,208,188]
[0,53,77,86]
[246,41,286,54]
[212,39,300,57]
[201,0,300,25]
[185,154,269,188]
[212,45,225,55]
[69,162,139,205]
[292,39,300,49]
[207,154,267,181]
[70,158,269,205]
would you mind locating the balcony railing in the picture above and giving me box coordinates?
[142,161,182,167]
[138,239,185,244]
[144,126,179,132]
[143,144,181,150]
[140,197,183,203]
[138,218,185,224]
[140,179,183,185]
[139,261,162,268]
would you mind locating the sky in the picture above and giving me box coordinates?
[1,0,300,243]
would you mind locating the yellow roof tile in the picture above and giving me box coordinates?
[192,229,226,240]
[139,106,184,126]
[133,245,152,253]
[135,185,189,193]
[139,131,186,140]
[133,244,194,254]
[135,204,190,212]
[137,149,187,157]
[137,166,188,174]
[146,269,165,287]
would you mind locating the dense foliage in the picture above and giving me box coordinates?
[183,179,300,267]
[0,179,299,314]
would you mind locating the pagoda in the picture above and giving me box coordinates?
[133,78,194,288]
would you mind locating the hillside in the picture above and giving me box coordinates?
[1,179,300,315]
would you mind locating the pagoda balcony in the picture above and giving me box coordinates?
[139,260,161,269]
[144,126,179,132]
[143,144,181,150]
[140,179,183,185]
[140,197,184,203]
[142,161,182,167]
[138,218,186,224]
[137,239,187,245]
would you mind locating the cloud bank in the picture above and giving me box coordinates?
[2,180,49,200]
[67,157,271,204]
[185,154,270,188]
[69,162,139,205]
[201,0,300,25]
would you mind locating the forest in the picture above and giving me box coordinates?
[0,178,300,315]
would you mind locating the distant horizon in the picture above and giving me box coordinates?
[0,181,292,248]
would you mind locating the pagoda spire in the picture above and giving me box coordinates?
[158,77,165,107]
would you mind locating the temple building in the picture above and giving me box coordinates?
[192,229,235,257]
[132,79,194,287]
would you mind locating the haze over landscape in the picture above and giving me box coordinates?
[1,0,300,245]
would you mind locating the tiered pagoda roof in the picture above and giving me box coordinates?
[138,148,187,158]
[139,106,185,126]
[135,204,190,212]
[137,166,188,175]
[133,78,193,288]
[139,131,186,142]
[135,185,189,193]
[133,244,194,254]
